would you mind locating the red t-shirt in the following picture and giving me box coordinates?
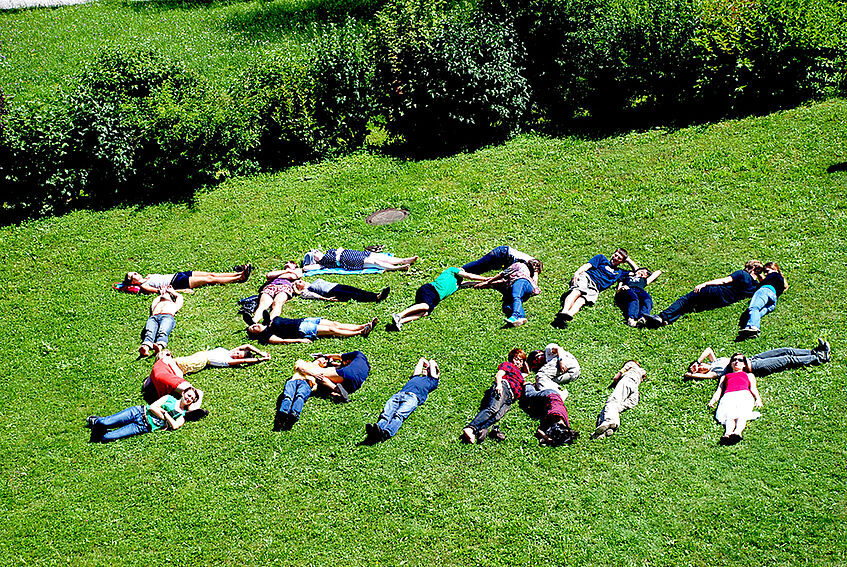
[724,371,751,393]
[150,359,185,398]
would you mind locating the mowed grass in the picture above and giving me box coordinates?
[0,99,846,566]
[0,0,334,102]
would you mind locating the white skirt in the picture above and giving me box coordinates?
[715,390,761,424]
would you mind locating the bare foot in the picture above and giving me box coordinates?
[139,345,152,357]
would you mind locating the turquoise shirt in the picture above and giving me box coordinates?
[145,395,185,431]
[430,267,462,300]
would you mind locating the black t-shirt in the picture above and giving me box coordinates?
[760,271,786,296]
[261,317,304,343]
[621,272,648,290]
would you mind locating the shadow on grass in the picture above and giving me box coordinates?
[827,162,847,173]
[221,0,384,40]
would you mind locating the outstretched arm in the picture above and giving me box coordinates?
[694,276,732,292]
[267,336,312,344]
[699,347,716,363]
[707,376,726,407]
[748,374,763,407]
[457,269,489,282]
[646,270,662,285]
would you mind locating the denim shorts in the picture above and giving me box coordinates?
[298,317,322,340]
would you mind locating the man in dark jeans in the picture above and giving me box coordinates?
[683,341,831,380]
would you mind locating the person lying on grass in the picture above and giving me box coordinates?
[247,316,378,345]
[614,267,663,327]
[388,267,487,331]
[683,341,830,380]
[86,387,201,443]
[364,357,440,443]
[289,352,371,404]
[553,248,638,328]
[707,353,763,446]
[138,286,183,357]
[592,361,646,439]
[461,245,538,275]
[474,259,542,327]
[272,359,320,431]
[142,350,205,410]
[246,261,303,325]
[174,344,270,374]
[120,265,251,294]
[526,344,580,394]
[293,278,390,303]
[642,260,763,328]
[461,348,529,444]
[519,381,579,447]
[737,261,788,340]
[302,248,418,272]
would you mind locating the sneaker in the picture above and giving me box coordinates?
[490,429,506,442]
[505,315,527,327]
[727,433,742,445]
[635,316,647,328]
[592,422,613,439]
[461,427,477,444]
[626,318,637,327]
[377,287,390,302]
[272,411,286,432]
[391,313,403,331]
[287,414,299,429]
[85,416,100,429]
[815,338,831,362]
[551,313,569,329]
[641,313,664,328]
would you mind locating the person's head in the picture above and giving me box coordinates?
[527,350,546,372]
[246,323,266,336]
[293,279,308,294]
[728,353,752,373]
[284,260,298,270]
[181,387,199,405]
[528,259,543,276]
[764,261,781,274]
[688,360,710,374]
[635,268,651,279]
[156,349,173,361]
[302,249,324,266]
[508,348,527,365]
[621,360,645,378]
[744,259,764,275]
[610,248,629,266]
[539,422,579,447]
[123,271,144,286]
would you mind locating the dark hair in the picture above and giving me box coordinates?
[615,247,628,258]
[745,260,764,274]
[729,353,752,373]
[764,261,781,273]
[527,350,545,372]
[184,409,209,422]
[687,360,700,373]
[122,272,134,287]
[543,423,579,446]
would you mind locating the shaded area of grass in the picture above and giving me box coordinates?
[0,100,845,565]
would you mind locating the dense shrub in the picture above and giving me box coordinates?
[376,0,530,153]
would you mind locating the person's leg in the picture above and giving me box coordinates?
[252,293,274,324]
[327,284,380,303]
[615,289,639,320]
[468,387,513,432]
[365,253,418,270]
[154,314,176,348]
[140,316,158,351]
[750,347,824,376]
[188,270,247,287]
[746,287,776,330]
[635,288,654,317]
[507,279,533,321]
[396,303,432,325]
[382,393,422,437]
[559,289,582,315]
[97,406,149,442]
[659,290,699,324]
[316,320,369,337]
[731,418,748,436]
[268,293,291,320]
[377,393,404,431]
[290,381,312,416]
[278,379,297,414]
[462,246,509,274]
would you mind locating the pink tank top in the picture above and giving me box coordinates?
[724,371,750,393]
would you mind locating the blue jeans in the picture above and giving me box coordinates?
[95,405,151,442]
[503,278,534,319]
[468,384,515,431]
[750,347,824,377]
[278,379,312,417]
[376,391,422,437]
[746,286,777,329]
[462,246,511,274]
[141,314,176,347]
[615,287,654,319]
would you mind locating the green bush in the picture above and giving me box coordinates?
[376,0,530,153]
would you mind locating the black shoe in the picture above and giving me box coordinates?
[381,428,392,441]
[85,416,100,429]
[642,313,664,328]
[286,414,299,429]
[490,429,506,442]
[719,435,730,445]
[551,313,569,329]
[815,338,831,362]
[273,411,286,432]
[727,433,742,445]
[242,312,255,326]
[377,287,390,302]
[262,309,270,326]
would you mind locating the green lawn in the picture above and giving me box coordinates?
[0,97,845,565]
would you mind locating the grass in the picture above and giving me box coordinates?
[0,96,845,566]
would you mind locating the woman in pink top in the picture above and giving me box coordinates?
[707,353,763,445]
